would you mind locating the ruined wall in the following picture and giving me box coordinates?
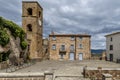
[84,68,120,80]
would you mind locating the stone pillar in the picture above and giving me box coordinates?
[102,74,112,80]
[44,71,53,80]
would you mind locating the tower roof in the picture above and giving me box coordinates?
[22,1,43,10]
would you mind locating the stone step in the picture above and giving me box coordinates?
[54,76,90,80]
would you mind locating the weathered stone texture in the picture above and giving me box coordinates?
[0,77,44,80]
[0,61,8,70]
[22,1,43,60]
[76,37,91,60]
[49,34,91,60]
[84,69,120,80]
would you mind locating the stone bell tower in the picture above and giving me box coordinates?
[22,1,43,60]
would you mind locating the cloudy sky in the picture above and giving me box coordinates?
[0,0,120,49]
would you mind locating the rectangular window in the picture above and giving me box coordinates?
[70,45,74,50]
[110,45,113,50]
[71,36,75,40]
[79,37,83,40]
[110,37,112,41]
[61,45,65,51]
[79,44,83,49]
[52,44,56,50]
[52,36,56,40]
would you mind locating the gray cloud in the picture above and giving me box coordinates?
[0,0,120,49]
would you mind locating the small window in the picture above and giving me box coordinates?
[110,37,112,41]
[70,45,74,50]
[71,36,75,40]
[52,44,56,50]
[27,24,32,31]
[61,45,65,50]
[79,37,83,40]
[79,44,83,49]
[27,8,32,15]
[110,45,113,50]
[52,36,56,40]
[39,11,41,17]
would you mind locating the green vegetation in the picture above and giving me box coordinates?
[0,29,10,47]
[0,17,28,62]
[20,40,28,50]
[0,17,27,49]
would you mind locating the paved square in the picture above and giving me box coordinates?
[1,60,120,75]
[0,60,120,80]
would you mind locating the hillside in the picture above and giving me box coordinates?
[91,49,106,54]
[0,17,28,62]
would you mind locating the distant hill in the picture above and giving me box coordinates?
[91,49,105,54]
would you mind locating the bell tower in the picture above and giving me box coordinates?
[22,1,43,60]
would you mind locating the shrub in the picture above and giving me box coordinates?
[20,41,28,50]
[0,16,28,50]
[0,29,10,47]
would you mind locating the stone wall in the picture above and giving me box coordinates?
[84,67,120,80]
[0,77,44,80]
[0,61,8,70]
[0,72,54,80]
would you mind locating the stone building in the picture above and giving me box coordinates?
[105,32,120,62]
[22,1,43,60]
[42,38,49,59]
[49,33,91,60]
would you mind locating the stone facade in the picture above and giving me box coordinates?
[105,32,120,62]
[49,34,91,60]
[42,38,49,59]
[22,1,43,60]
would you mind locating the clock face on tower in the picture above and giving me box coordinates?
[38,19,41,26]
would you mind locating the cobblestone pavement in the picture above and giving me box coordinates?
[0,60,120,80]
